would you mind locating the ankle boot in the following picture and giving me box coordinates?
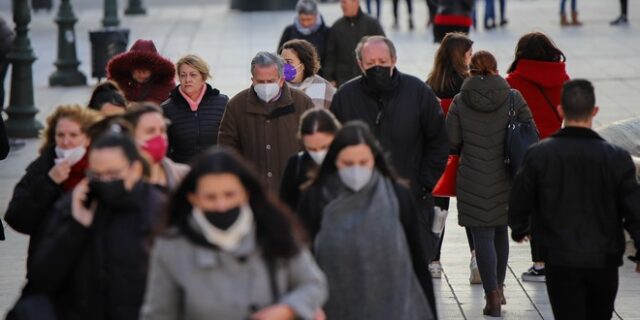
[498,285,507,305]
[571,11,583,26]
[483,289,502,317]
[560,13,570,26]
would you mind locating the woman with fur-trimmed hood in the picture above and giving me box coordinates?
[107,39,176,104]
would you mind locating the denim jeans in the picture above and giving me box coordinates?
[560,0,577,15]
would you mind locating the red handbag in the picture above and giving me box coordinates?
[432,154,460,197]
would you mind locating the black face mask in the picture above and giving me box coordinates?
[204,206,242,230]
[89,179,128,207]
[364,66,394,92]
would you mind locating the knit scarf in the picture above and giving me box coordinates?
[179,84,207,112]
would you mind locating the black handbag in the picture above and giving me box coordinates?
[504,90,539,178]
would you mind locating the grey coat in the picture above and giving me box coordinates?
[141,229,327,320]
[446,75,534,227]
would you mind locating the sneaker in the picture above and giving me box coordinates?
[521,266,546,282]
[469,256,482,284]
[610,15,629,26]
[429,261,443,279]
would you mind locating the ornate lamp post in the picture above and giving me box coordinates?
[125,0,147,15]
[5,0,43,138]
[103,0,120,28]
[49,0,87,86]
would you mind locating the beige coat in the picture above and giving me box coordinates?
[218,83,314,193]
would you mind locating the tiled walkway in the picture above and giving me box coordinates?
[1,0,639,318]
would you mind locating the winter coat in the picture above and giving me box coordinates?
[288,75,336,109]
[278,16,330,73]
[446,75,534,227]
[280,151,318,211]
[330,70,449,199]
[432,0,473,42]
[141,227,327,320]
[0,16,14,60]
[107,39,176,104]
[4,148,62,248]
[435,0,473,16]
[27,181,167,320]
[324,9,385,86]
[509,127,640,267]
[218,84,314,193]
[162,84,229,164]
[298,180,438,319]
[160,157,190,191]
[506,59,569,139]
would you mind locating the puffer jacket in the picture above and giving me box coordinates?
[446,75,534,227]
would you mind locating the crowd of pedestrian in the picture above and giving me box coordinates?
[1,0,639,319]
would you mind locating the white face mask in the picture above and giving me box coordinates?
[191,204,254,252]
[54,146,86,166]
[338,165,373,192]
[254,83,281,102]
[308,149,328,165]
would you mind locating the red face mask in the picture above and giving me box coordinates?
[142,135,168,163]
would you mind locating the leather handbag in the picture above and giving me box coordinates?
[504,91,539,178]
[432,151,460,197]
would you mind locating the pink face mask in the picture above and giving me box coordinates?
[142,135,168,163]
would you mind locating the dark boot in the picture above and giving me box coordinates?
[483,289,502,317]
[610,15,628,25]
[498,285,507,305]
[571,11,583,26]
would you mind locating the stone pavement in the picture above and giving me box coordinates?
[1,0,639,318]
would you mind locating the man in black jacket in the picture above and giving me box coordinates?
[330,35,449,319]
[509,79,640,320]
[324,0,385,87]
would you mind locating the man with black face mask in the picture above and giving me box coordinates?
[330,35,448,319]
[24,128,167,320]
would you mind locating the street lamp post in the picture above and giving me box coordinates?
[125,0,147,15]
[103,0,120,28]
[49,0,87,87]
[5,0,43,138]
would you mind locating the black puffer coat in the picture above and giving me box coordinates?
[162,84,229,164]
[446,75,534,227]
[4,148,62,247]
[278,17,330,72]
[27,182,167,320]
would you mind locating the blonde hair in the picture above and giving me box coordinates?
[40,105,103,154]
[176,54,212,80]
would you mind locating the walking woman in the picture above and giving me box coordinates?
[506,32,569,282]
[279,39,336,109]
[280,108,340,211]
[446,51,534,317]
[298,121,436,320]
[4,105,101,268]
[426,33,480,284]
[123,103,190,191]
[141,149,327,320]
[162,54,229,164]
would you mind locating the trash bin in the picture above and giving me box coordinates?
[89,28,130,81]
[231,0,297,11]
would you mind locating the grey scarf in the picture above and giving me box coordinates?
[314,170,433,320]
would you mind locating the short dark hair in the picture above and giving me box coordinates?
[279,39,321,79]
[561,79,596,121]
[88,81,127,111]
[298,108,341,139]
[90,126,144,165]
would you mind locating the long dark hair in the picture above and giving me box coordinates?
[298,108,341,139]
[167,148,304,259]
[427,33,473,94]
[312,121,396,187]
[507,32,566,74]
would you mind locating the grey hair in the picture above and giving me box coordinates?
[251,51,284,77]
[296,0,318,15]
[355,35,397,61]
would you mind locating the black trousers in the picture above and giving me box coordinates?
[621,0,628,15]
[546,264,619,320]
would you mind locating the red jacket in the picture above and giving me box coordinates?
[506,59,569,139]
